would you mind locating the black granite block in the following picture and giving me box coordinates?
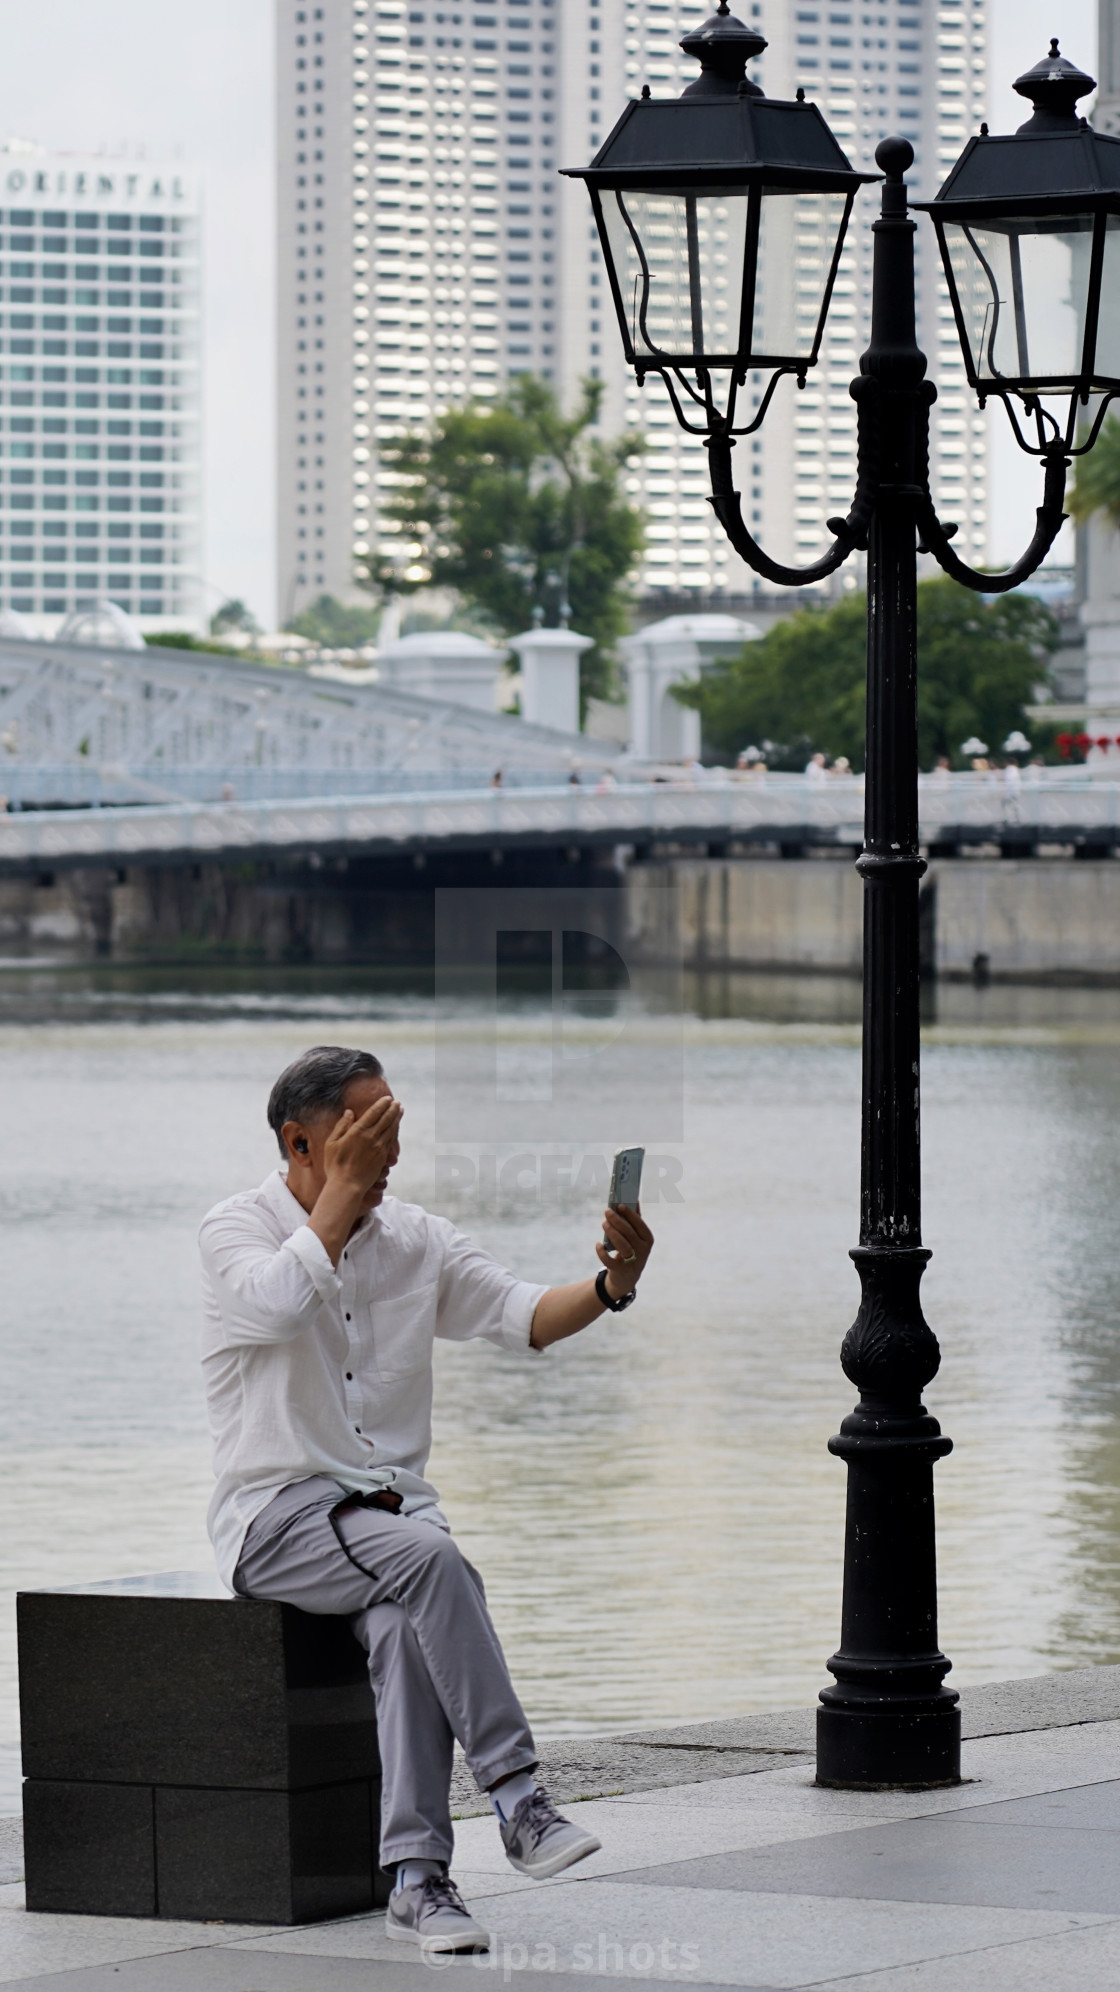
[22,1779,155,1917]
[155,1781,375,1924]
[17,1574,378,1791]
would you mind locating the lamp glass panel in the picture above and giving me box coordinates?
[941,214,1094,384]
[753,189,848,360]
[599,188,749,360]
[1091,215,1120,380]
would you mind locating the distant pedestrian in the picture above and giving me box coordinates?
[491,768,503,788]
[805,751,828,782]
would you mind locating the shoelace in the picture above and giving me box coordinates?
[419,1872,470,1917]
[516,1787,563,1840]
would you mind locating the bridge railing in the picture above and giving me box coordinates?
[0,765,604,809]
[3,774,1120,870]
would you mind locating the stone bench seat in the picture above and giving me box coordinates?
[17,1572,389,1924]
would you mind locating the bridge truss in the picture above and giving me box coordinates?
[0,636,610,784]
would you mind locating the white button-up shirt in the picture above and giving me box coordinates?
[199,1170,547,1588]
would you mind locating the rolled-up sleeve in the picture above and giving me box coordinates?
[200,1206,340,1346]
[435,1224,548,1354]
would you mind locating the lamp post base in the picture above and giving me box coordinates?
[816,1701,961,1789]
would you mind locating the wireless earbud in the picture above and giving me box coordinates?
[295,1138,309,1155]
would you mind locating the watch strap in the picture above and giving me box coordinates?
[595,1267,637,1313]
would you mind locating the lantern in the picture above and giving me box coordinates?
[920,45,1120,441]
[562,3,872,424]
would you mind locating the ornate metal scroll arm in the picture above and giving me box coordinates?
[916,445,1068,596]
[705,420,873,589]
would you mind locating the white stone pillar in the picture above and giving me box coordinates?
[508,628,593,734]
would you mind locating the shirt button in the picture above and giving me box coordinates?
[355,1425,361,1433]
[345,1312,351,1321]
[346,1371,353,1380]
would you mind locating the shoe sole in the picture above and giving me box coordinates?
[506,1831,602,1881]
[386,1918,489,1953]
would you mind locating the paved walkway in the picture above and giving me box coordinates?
[4,1669,1120,1990]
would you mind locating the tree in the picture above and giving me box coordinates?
[209,597,260,637]
[1070,415,1120,528]
[286,593,382,647]
[364,375,644,709]
[675,577,1059,768]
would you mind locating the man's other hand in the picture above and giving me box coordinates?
[324,1096,403,1199]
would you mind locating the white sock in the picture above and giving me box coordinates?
[394,1858,444,1894]
[490,1770,539,1822]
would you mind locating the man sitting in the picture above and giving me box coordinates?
[199,1044,653,1953]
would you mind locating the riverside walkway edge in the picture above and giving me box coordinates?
[5,1667,1120,1988]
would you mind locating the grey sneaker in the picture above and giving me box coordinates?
[500,1786,602,1880]
[385,1872,489,1953]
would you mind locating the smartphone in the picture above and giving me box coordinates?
[603,1147,644,1248]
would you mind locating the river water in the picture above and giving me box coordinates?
[3,960,1120,1806]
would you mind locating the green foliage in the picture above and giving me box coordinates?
[676,577,1059,768]
[1070,415,1120,527]
[146,631,245,656]
[209,597,260,637]
[364,375,644,710]
[286,593,381,647]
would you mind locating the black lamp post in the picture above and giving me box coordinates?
[567,15,1120,1789]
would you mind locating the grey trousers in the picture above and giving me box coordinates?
[232,1475,538,1868]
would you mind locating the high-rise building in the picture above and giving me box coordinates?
[0,152,201,632]
[775,0,991,579]
[275,0,988,625]
[580,0,991,593]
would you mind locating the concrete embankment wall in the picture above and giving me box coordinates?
[4,851,1120,982]
[625,856,1120,984]
[0,847,618,964]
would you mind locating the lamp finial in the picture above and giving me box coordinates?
[679,6,767,97]
[1013,42,1095,130]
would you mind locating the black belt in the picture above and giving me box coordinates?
[333,1486,404,1517]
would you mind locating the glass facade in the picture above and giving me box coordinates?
[0,171,201,628]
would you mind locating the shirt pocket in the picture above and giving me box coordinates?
[370,1280,438,1380]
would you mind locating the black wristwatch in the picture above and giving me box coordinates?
[596,1267,637,1313]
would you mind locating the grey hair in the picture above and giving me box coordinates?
[267,1045,385,1158]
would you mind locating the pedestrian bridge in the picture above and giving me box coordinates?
[4,772,1120,873]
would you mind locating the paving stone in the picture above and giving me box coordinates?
[0,1825,20,1890]
[611,1807,1120,1914]
[237,1878,1099,1988]
[0,1959,709,1992]
[832,1919,1120,1992]
[957,1666,1120,1739]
